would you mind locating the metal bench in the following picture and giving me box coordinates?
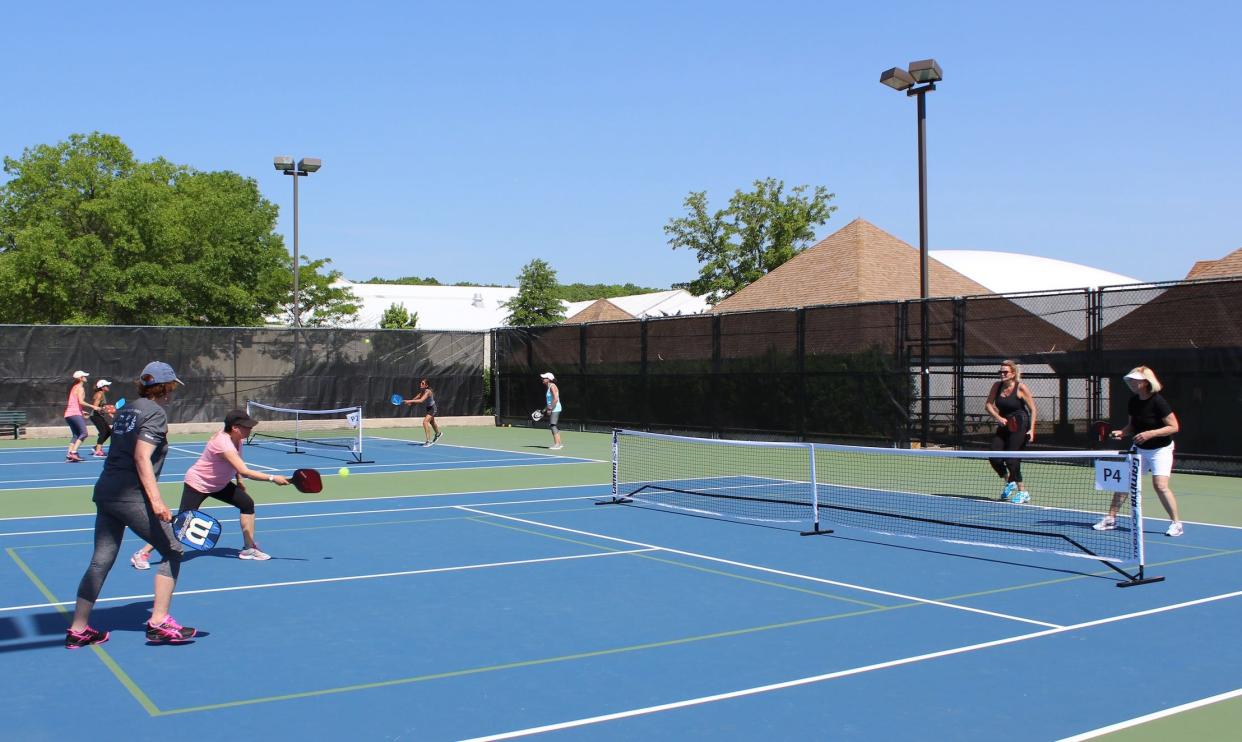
[0,411,27,439]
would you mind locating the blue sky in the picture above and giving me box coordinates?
[3,1,1237,288]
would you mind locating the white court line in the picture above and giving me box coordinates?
[0,481,612,522]
[0,494,601,537]
[454,506,1062,628]
[0,455,602,494]
[366,435,607,463]
[460,589,1242,742]
[0,547,657,613]
[1058,686,1242,741]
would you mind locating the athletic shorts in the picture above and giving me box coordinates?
[1138,442,1174,477]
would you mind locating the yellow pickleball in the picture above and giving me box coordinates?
[338,467,350,477]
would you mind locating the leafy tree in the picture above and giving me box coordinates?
[554,282,664,302]
[379,302,419,329]
[503,258,565,326]
[664,178,836,303]
[361,275,442,286]
[0,131,356,326]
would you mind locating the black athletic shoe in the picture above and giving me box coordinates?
[65,626,110,649]
[145,615,196,643]
[432,431,442,443]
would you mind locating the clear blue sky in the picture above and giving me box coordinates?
[3,1,1237,287]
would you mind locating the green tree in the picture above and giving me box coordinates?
[379,302,419,329]
[503,258,565,326]
[0,131,357,326]
[664,178,836,303]
[554,282,663,302]
[361,275,442,286]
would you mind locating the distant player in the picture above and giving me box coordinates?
[540,372,563,450]
[403,378,442,447]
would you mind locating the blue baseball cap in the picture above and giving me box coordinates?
[140,361,184,386]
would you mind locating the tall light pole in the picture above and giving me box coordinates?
[273,156,322,327]
[880,58,942,447]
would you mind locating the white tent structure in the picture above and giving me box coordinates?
[333,281,519,331]
[929,251,1140,293]
[332,281,711,330]
[563,289,711,320]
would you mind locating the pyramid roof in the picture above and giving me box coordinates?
[711,218,989,313]
[563,298,636,324]
[1185,247,1242,280]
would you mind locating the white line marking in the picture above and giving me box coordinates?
[454,506,1063,628]
[460,590,1242,742]
[0,494,606,536]
[0,454,602,493]
[0,482,612,522]
[1058,686,1242,741]
[0,547,657,613]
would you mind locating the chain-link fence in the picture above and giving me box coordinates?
[495,276,1242,475]
[1,325,486,426]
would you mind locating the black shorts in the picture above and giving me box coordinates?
[178,481,255,515]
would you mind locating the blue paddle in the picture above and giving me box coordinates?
[391,393,403,406]
[115,398,126,409]
[173,510,222,551]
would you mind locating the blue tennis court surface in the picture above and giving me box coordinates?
[2,477,1241,740]
[0,436,596,490]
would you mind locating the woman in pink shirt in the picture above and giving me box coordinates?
[132,409,289,568]
[63,370,102,462]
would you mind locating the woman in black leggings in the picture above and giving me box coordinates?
[984,360,1038,504]
[65,361,197,649]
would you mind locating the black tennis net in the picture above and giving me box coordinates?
[608,429,1160,586]
[245,400,371,463]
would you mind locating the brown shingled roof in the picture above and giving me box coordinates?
[563,298,636,324]
[711,218,990,313]
[1185,247,1242,280]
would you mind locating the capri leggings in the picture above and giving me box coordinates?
[90,411,113,446]
[989,420,1028,483]
[178,481,255,514]
[549,409,561,436]
[65,415,89,443]
[76,500,182,603]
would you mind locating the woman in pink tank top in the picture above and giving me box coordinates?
[63,370,100,462]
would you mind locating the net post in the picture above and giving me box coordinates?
[800,442,832,536]
[1116,448,1164,587]
[611,429,619,501]
[597,428,627,506]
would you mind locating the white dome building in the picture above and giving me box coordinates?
[929,250,1141,294]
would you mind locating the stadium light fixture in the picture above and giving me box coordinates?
[880,58,942,447]
[273,155,322,327]
[879,67,916,91]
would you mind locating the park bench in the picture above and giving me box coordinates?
[0,411,27,439]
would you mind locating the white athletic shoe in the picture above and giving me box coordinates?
[238,545,271,561]
[1092,515,1117,531]
[1165,521,1184,537]
[130,550,151,570]
[549,444,564,451]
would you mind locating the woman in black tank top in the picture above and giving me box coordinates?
[403,377,442,447]
[984,360,1038,503]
